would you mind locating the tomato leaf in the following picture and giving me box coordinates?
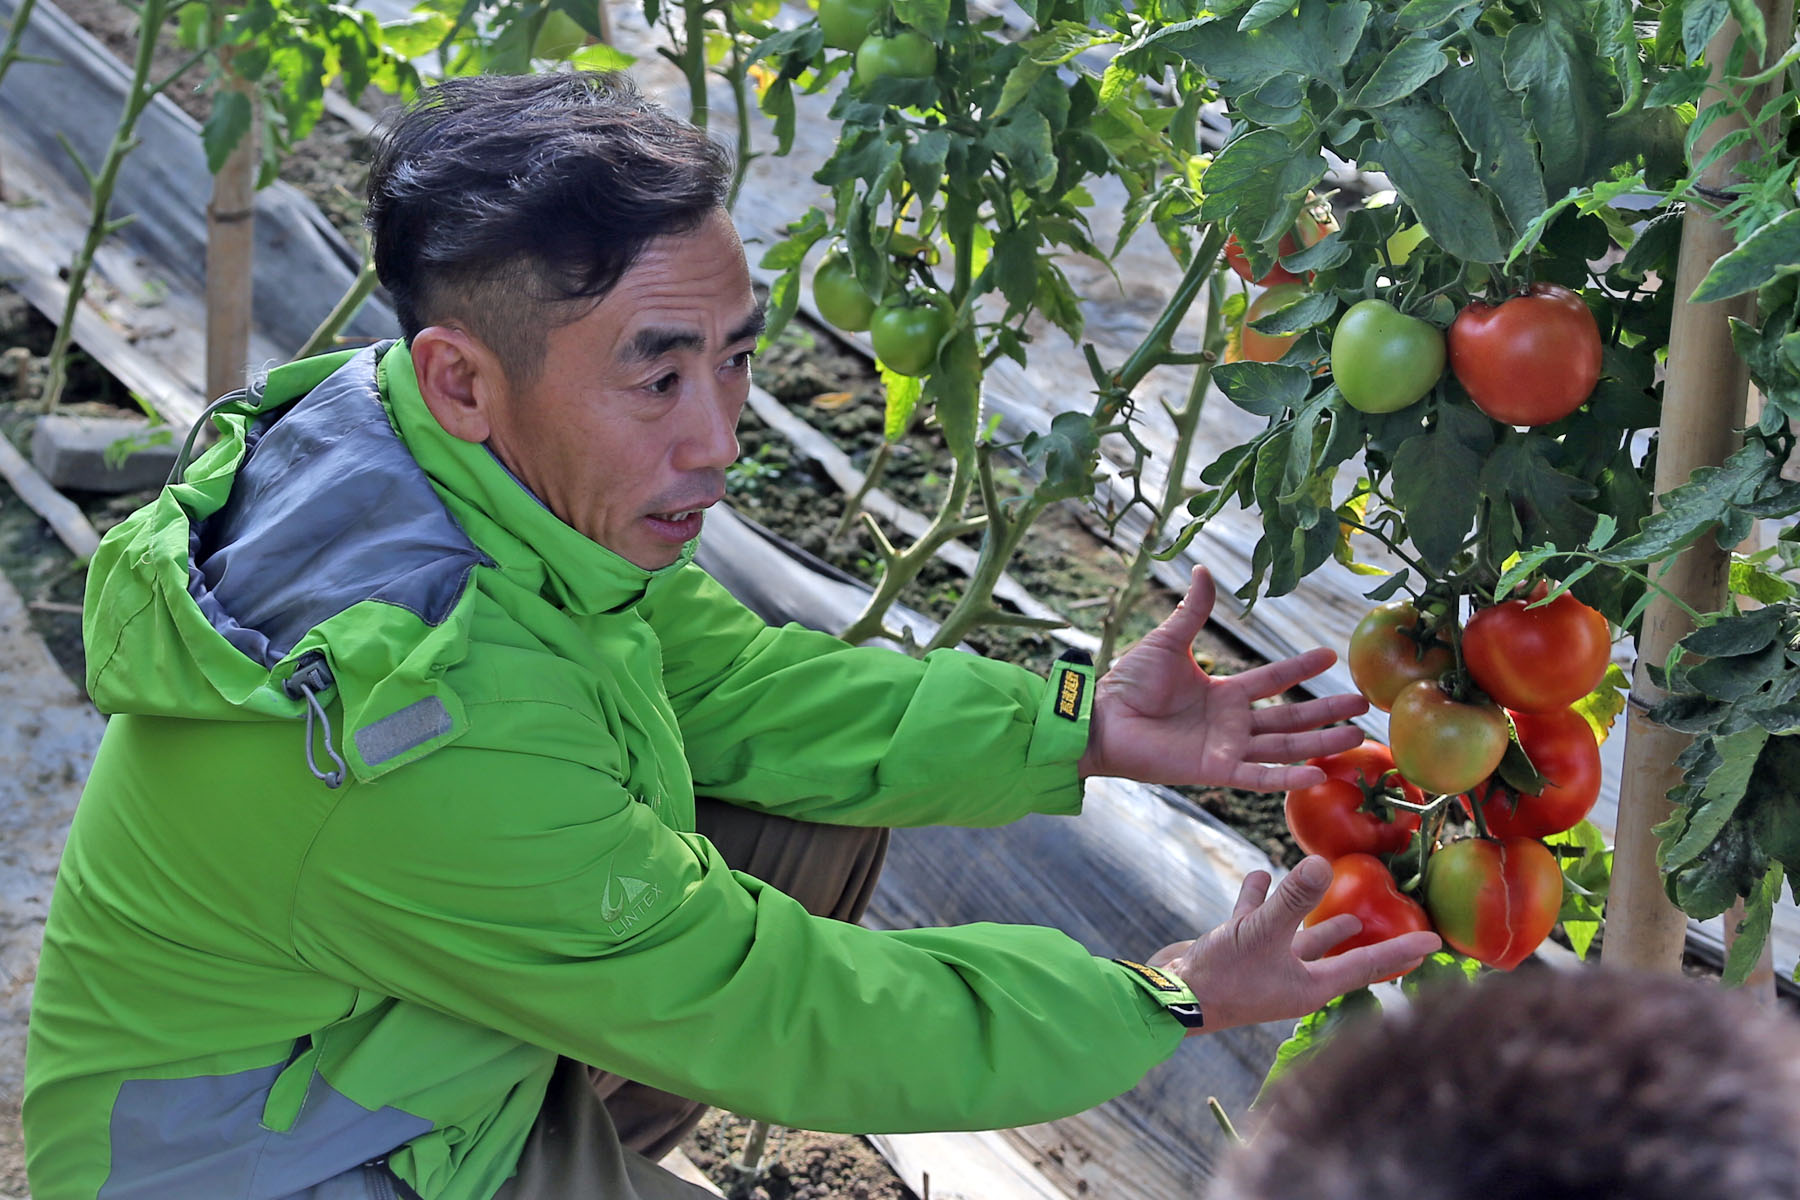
[1683,604,1785,659]
[1598,442,1789,564]
[1247,290,1337,336]
[1021,411,1101,503]
[1440,41,1551,238]
[985,109,1058,192]
[1723,863,1784,987]
[1356,37,1451,109]
[1134,2,1368,94]
[1670,821,1770,921]
[1213,361,1314,417]
[1690,209,1800,303]
[1504,9,1598,197]
[880,366,923,443]
[893,0,950,41]
[1253,986,1381,1107]
[1395,0,1484,33]
[202,90,254,175]
[1391,403,1491,570]
[1548,818,1612,958]
[1364,100,1510,263]
[1573,663,1630,745]
[1661,727,1768,874]
[1480,438,1600,555]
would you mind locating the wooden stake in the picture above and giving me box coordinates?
[206,56,257,405]
[1607,5,1793,973]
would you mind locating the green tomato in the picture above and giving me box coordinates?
[812,253,877,333]
[817,0,884,52]
[854,31,937,85]
[1385,223,1429,267]
[1330,299,1445,414]
[870,299,951,377]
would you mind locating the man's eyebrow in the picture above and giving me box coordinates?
[730,304,768,346]
[621,327,704,364]
[618,304,767,364]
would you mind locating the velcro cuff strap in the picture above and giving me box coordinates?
[1027,649,1094,768]
[1111,958,1205,1029]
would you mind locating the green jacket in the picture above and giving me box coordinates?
[23,342,1193,1200]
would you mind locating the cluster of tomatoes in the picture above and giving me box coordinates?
[1227,213,1605,429]
[806,0,951,379]
[1286,585,1611,973]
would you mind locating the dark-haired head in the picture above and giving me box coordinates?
[1215,966,1800,1200]
[365,71,731,383]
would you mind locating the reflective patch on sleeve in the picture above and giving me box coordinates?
[355,696,453,766]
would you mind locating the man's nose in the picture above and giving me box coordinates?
[675,385,741,473]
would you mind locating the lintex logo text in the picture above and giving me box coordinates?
[601,870,660,935]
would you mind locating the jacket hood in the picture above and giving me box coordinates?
[83,341,696,785]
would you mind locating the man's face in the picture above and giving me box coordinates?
[485,209,762,569]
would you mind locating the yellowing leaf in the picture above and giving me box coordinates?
[1573,663,1630,745]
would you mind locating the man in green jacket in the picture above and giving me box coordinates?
[23,71,1438,1200]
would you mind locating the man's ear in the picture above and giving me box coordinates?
[411,325,505,445]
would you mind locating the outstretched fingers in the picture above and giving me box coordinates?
[1249,693,1369,735]
[1232,870,1273,921]
[1223,646,1341,701]
[1293,914,1360,961]
[1304,930,1441,997]
[1240,856,1334,947]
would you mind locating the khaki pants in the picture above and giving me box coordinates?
[489,797,891,1200]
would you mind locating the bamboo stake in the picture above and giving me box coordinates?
[206,56,258,404]
[1607,5,1791,973]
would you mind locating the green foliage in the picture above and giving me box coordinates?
[177,1,433,185]
[1648,605,1800,980]
[1254,985,1380,1107]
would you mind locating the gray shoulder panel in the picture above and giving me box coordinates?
[189,344,491,667]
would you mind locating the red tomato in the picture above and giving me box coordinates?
[1423,837,1563,970]
[1388,680,1510,796]
[1447,283,1602,426]
[1285,740,1425,859]
[1224,207,1334,287]
[1347,601,1456,712]
[1464,706,1601,839]
[1463,589,1611,713]
[1303,853,1434,982]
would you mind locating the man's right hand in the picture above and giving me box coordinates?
[1146,856,1439,1034]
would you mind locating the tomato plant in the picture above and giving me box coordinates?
[869,298,950,377]
[1329,300,1444,414]
[1302,853,1433,981]
[1388,681,1509,797]
[812,251,877,333]
[816,0,883,51]
[1448,284,1603,427]
[853,30,936,84]
[1347,601,1454,712]
[1464,706,1601,840]
[1463,587,1611,714]
[1423,837,1563,970]
[1230,283,1308,365]
[1285,740,1423,860]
